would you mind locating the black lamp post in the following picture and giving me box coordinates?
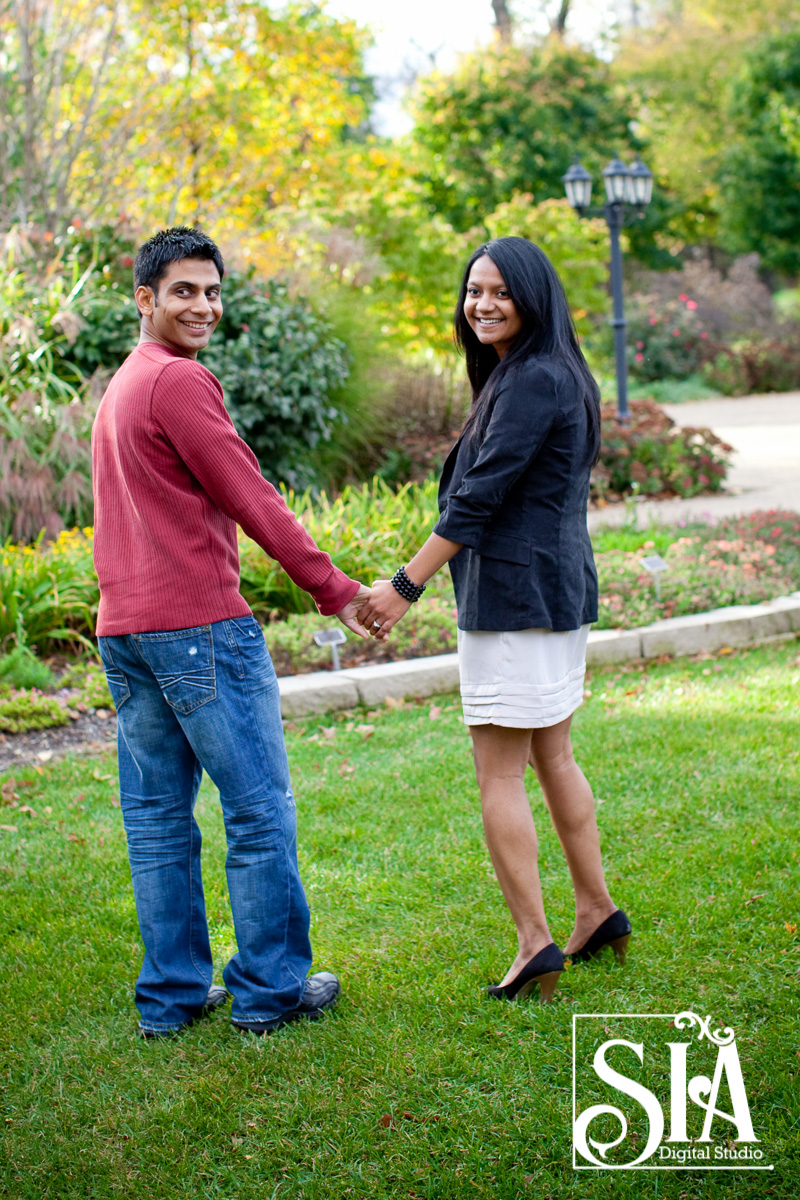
[562,153,653,421]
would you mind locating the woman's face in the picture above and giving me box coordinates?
[464,256,523,359]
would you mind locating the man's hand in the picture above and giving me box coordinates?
[358,579,412,638]
[335,584,386,640]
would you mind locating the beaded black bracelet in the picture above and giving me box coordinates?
[390,565,426,603]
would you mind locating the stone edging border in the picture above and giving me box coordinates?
[277,592,800,719]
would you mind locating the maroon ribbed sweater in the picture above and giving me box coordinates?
[92,341,359,635]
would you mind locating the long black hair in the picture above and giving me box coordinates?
[455,237,601,461]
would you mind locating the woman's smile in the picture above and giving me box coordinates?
[464,256,523,358]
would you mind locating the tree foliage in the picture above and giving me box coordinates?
[409,43,641,233]
[717,27,800,273]
[615,0,800,250]
[0,0,371,237]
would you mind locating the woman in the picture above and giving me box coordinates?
[359,237,630,1003]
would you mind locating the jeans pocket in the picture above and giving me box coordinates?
[98,639,131,710]
[227,616,275,684]
[134,626,217,715]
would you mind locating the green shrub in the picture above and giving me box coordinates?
[79,667,114,711]
[702,337,800,396]
[0,646,54,690]
[593,399,731,499]
[0,689,68,733]
[623,292,714,382]
[201,272,351,489]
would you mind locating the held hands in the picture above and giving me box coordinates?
[357,579,412,639]
[335,583,381,640]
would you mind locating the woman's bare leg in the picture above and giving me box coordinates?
[527,715,615,953]
[470,724,553,986]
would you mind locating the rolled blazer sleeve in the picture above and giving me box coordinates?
[434,363,559,547]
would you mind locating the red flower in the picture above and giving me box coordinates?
[635,353,644,362]
[679,293,688,301]
[686,300,698,310]
[636,341,644,349]
[700,331,708,339]
[672,329,680,336]
[649,317,657,326]
[121,255,134,268]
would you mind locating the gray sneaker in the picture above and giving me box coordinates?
[231,972,341,1036]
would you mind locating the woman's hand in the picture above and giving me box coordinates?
[358,579,412,638]
[335,584,380,640]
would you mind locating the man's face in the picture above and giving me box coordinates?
[136,257,223,358]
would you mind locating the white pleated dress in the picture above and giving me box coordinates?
[457,624,590,728]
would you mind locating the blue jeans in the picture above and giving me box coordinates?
[98,616,312,1034]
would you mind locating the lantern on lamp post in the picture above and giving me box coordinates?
[562,153,653,422]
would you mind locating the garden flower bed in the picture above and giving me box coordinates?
[0,510,798,738]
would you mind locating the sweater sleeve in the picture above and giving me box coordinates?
[150,359,359,616]
[434,362,560,547]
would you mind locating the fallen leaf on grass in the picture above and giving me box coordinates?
[337,760,355,777]
[110,797,120,808]
[785,923,797,934]
[18,806,37,818]
[380,1114,393,1128]
[36,751,53,762]
[320,726,337,739]
[96,709,110,721]
[384,696,405,709]
[745,894,766,905]
[355,724,374,739]
[67,832,85,845]
[429,706,442,720]
[0,825,18,834]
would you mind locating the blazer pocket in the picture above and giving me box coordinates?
[474,531,531,566]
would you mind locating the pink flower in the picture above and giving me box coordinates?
[241,323,250,332]
[649,317,657,326]
[679,294,688,301]
[672,328,680,336]
[635,353,644,362]
[636,341,644,349]
[700,331,708,339]
[686,300,698,310]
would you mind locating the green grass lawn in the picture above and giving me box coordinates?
[1,641,798,1199]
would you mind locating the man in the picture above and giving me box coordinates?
[92,226,370,1038]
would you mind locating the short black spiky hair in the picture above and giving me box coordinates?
[133,227,224,297]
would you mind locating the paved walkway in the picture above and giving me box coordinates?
[588,391,800,530]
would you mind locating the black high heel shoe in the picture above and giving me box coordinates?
[567,909,632,965]
[487,942,564,1003]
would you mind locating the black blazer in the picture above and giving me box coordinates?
[434,355,598,632]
